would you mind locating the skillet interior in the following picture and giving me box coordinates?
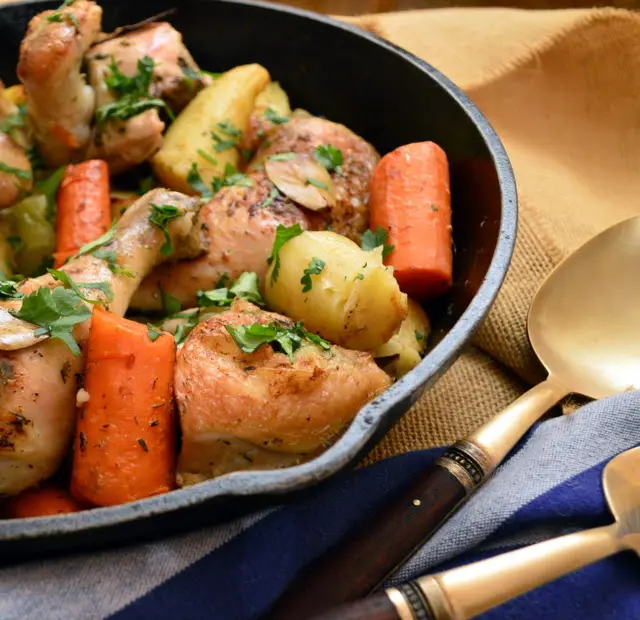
[0,0,517,560]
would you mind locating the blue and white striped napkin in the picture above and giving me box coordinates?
[2,391,640,619]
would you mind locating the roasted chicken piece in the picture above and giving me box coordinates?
[255,116,379,241]
[18,0,102,166]
[175,300,391,485]
[130,170,316,311]
[0,189,202,497]
[0,133,32,210]
[85,22,210,173]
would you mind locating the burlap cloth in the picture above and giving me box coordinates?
[341,7,640,462]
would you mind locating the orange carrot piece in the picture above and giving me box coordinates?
[7,485,85,519]
[70,308,177,507]
[369,141,453,300]
[54,160,111,266]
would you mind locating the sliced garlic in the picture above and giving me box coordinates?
[265,154,336,211]
[0,306,48,351]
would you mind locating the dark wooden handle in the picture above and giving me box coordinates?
[311,592,401,620]
[266,462,470,620]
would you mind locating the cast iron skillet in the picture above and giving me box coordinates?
[0,0,517,560]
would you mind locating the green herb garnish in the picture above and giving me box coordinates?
[0,280,23,299]
[196,148,218,166]
[415,331,426,342]
[355,273,364,280]
[35,167,65,221]
[264,107,289,125]
[307,177,328,190]
[267,223,303,285]
[0,161,30,181]
[181,64,202,89]
[92,248,135,278]
[174,311,201,345]
[138,174,155,195]
[197,271,264,308]
[149,203,181,256]
[187,163,213,200]
[314,144,343,174]
[10,286,91,354]
[211,120,242,152]
[360,226,395,260]
[46,0,78,28]
[146,323,164,342]
[301,257,325,293]
[96,56,173,127]
[160,286,182,315]
[76,221,116,257]
[225,321,331,363]
[260,184,280,209]
[48,269,113,305]
[268,152,296,162]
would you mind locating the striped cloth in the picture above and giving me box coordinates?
[2,391,639,619]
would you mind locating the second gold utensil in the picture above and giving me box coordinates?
[318,445,640,620]
[268,215,640,619]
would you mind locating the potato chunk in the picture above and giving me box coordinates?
[151,63,270,194]
[374,299,430,377]
[265,231,408,351]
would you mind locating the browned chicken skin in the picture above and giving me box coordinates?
[130,170,314,311]
[85,22,210,173]
[175,300,391,485]
[18,0,102,165]
[255,116,379,241]
[131,117,377,311]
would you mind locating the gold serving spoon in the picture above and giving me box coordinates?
[317,445,640,620]
[270,216,640,619]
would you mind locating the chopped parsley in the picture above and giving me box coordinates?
[197,271,264,308]
[267,224,303,285]
[146,324,164,342]
[211,120,242,152]
[0,280,23,299]
[149,203,181,256]
[301,257,325,293]
[0,104,27,138]
[181,64,202,89]
[260,184,280,209]
[96,56,173,127]
[48,269,113,305]
[225,321,331,363]
[138,174,155,195]
[0,161,30,181]
[306,177,328,190]
[187,163,213,200]
[268,152,296,162]
[10,286,91,355]
[355,273,364,280]
[160,286,182,315]
[173,311,201,345]
[35,167,65,221]
[314,145,343,174]
[264,108,289,125]
[187,162,254,200]
[196,148,218,166]
[360,226,395,260]
[76,221,116,257]
[46,0,78,28]
[415,331,426,342]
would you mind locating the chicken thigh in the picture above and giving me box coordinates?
[0,189,202,497]
[175,300,391,485]
[18,0,102,166]
[130,170,313,311]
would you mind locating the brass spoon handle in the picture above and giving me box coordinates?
[413,523,621,620]
[314,525,621,620]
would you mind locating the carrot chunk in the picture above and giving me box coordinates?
[369,141,453,300]
[54,160,111,267]
[70,308,177,506]
[7,485,84,518]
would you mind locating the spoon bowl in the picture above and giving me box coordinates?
[529,215,640,399]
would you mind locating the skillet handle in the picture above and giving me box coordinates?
[266,454,476,620]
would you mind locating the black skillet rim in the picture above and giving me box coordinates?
[0,0,518,541]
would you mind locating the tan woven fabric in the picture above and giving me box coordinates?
[344,7,640,461]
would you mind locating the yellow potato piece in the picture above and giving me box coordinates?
[3,85,25,106]
[265,231,408,351]
[374,299,431,377]
[254,81,291,118]
[152,64,271,195]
